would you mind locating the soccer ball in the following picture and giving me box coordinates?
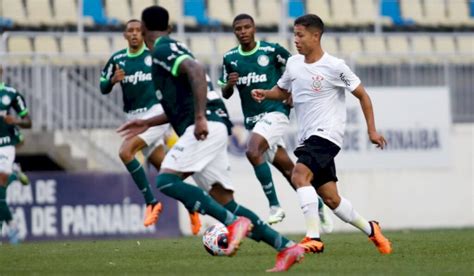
[202,223,229,256]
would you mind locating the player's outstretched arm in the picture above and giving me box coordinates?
[251,85,289,103]
[117,113,169,140]
[352,84,386,149]
[4,114,32,129]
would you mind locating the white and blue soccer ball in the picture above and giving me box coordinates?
[202,223,229,256]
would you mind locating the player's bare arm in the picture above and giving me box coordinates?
[251,85,289,103]
[3,114,32,129]
[117,113,169,140]
[111,64,125,84]
[352,84,386,149]
[178,58,209,140]
[222,72,239,99]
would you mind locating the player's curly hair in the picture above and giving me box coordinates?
[141,5,169,31]
[232,13,254,27]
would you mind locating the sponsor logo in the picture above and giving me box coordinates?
[237,72,267,86]
[230,60,238,67]
[257,55,269,67]
[122,71,152,85]
[118,61,126,67]
[339,73,351,87]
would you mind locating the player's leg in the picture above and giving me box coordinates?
[119,136,161,226]
[155,122,252,255]
[0,146,19,244]
[317,181,392,254]
[272,146,333,233]
[249,112,290,224]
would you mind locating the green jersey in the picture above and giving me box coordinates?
[218,41,291,129]
[100,44,159,113]
[0,83,28,147]
[151,36,232,136]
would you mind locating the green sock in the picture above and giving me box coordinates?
[156,173,236,226]
[254,162,280,207]
[224,200,293,251]
[0,186,12,222]
[125,159,156,205]
[318,196,324,209]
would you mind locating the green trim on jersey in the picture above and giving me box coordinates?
[171,55,192,77]
[126,43,146,58]
[0,83,4,90]
[238,41,260,56]
[18,109,28,117]
[100,76,108,82]
[153,37,163,47]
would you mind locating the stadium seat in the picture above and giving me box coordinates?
[87,36,112,56]
[111,36,127,53]
[338,36,363,59]
[61,36,86,55]
[306,0,333,26]
[288,0,305,18]
[7,36,32,53]
[454,36,474,63]
[321,35,339,56]
[25,0,56,26]
[433,36,456,54]
[409,35,437,63]
[104,0,131,24]
[34,36,59,54]
[353,0,377,27]
[1,0,28,26]
[360,36,388,64]
[424,0,447,27]
[400,0,423,25]
[188,36,214,63]
[207,0,234,26]
[83,0,112,25]
[53,0,80,26]
[256,0,281,27]
[131,0,155,20]
[216,36,238,56]
[331,0,357,27]
[446,0,474,27]
[159,0,196,26]
[234,0,257,19]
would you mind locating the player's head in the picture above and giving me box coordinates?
[232,14,256,45]
[141,6,170,33]
[123,19,143,49]
[293,14,324,55]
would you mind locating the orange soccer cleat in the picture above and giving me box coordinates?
[266,244,305,272]
[144,202,163,227]
[299,237,325,254]
[189,212,202,235]
[224,216,252,257]
[368,221,392,254]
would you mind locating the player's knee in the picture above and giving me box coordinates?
[246,148,263,164]
[118,147,134,163]
[322,194,341,210]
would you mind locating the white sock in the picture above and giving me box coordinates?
[297,186,320,239]
[333,197,372,236]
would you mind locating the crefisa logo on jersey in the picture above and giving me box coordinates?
[257,55,269,67]
[1,95,11,106]
[311,75,324,92]
[144,56,152,67]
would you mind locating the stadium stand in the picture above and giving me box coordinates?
[131,0,155,20]
[104,0,131,24]
[207,0,233,26]
[306,0,333,26]
[25,0,56,26]
[1,0,28,27]
[234,0,257,19]
[256,0,281,27]
[34,35,60,55]
[87,36,112,56]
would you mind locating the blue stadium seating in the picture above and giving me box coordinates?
[381,0,414,26]
[288,0,305,18]
[470,0,474,17]
[83,0,117,25]
[0,17,13,27]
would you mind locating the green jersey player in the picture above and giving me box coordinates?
[118,6,305,272]
[0,65,32,244]
[219,14,333,231]
[100,19,167,228]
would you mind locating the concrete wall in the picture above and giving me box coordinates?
[179,124,473,235]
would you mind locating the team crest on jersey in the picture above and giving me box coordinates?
[311,75,324,92]
[1,95,11,106]
[257,55,269,67]
[144,56,152,67]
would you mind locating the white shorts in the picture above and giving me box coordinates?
[252,112,289,162]
[126,104,170,157]
[162,121,234,192]
[0,146,15,174]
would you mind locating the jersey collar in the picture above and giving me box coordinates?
[0,82,4,90]
[238,41,260,56]
[153,36,167,48]
[126,43,146,58]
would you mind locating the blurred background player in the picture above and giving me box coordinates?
[118,5,306,271]
[0,65,32,244]
[252,14,392,255]
[99,19,168,227]
[219,13,333,231]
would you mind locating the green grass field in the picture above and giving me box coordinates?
[1,229,473,275]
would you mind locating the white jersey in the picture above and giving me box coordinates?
[277,52,361,147]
